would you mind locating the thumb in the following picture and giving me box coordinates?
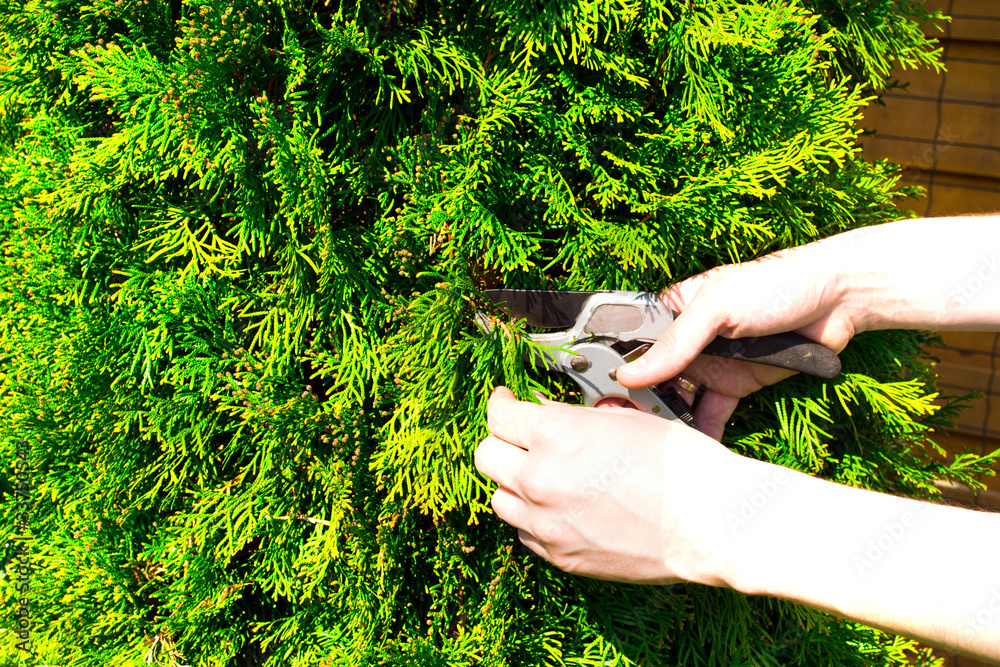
[616,281,725,388]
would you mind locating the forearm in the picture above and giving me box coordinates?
[829,215,1000,333]
[695,217,1000,656]
[712,458,1000,662]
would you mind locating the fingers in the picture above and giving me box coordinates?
[480,446,554,564]
[487,386,547,449]
[692,391,738,441]
[516,528,553,561]
[488,485,525,526]
[489,488,554,562]
[617,284,728,388]
[474,434,527,492]
[670,352,787,399]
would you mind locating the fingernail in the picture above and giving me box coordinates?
[618,357,647,377]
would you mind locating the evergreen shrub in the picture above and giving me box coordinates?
[1,0,996,664]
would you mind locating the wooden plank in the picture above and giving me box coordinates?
[932,344,996,369]
[892,170,1000,218]
[929,478,1000,511]
[926,424,1000,508]
[933,360,995,394]
[936,330,1000,352]
[889,60,1000,107]
[932,343,997,365]
[921,12,1000,42]
[924,0,1000,20]
[860,134,1000,179]
[860,41,1000,183]
[935,389,997,430]
[937,39,1000,62]
[939,20,1000,43]
[929,431,1000,488]
[883,41,1000,107]
[930,338,1000,438]
[936,398,1000,438]
[950,0,1000,17]
[923,0,1000,42]
[931,429,1000,458]
[916,182,1000,217]
[863,97,1000,147]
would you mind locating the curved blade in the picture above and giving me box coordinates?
[485,289,600,329]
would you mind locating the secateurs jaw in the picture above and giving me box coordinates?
[478,289,842,425]
[479,290,697,424]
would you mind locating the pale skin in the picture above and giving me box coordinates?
[474,216,1000,663]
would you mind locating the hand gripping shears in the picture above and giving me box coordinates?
[480,289,841,426]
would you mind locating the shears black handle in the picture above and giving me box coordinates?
[701,332,841,379]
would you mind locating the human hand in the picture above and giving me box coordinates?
[616,243,861,439]
[474,386,746,586]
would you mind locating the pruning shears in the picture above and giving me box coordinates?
[479,289,842,426]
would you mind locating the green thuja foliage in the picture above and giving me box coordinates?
[1,0,995,664]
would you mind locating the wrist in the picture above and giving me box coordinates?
[821,216,1000,333]
[701,456,797,593]
[666,453,789,590]
[708,459,859,614]
[802,228,881,336]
